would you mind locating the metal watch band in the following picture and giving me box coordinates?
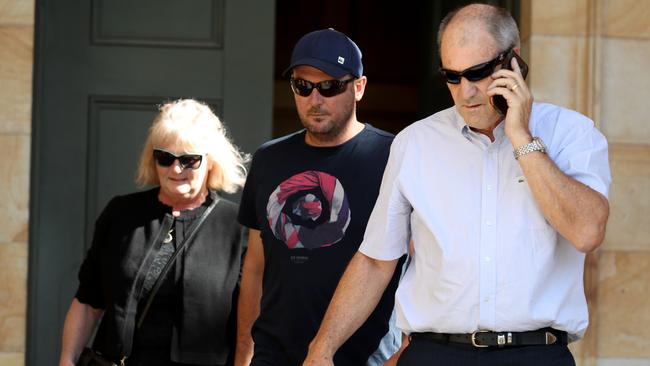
[513,137,546,159]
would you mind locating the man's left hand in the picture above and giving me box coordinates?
[487,55,534,147]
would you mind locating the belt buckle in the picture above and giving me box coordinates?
[471,330,489,348]
[545,331,558,345]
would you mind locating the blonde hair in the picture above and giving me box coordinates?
[136,99,249,193]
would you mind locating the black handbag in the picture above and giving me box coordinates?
[76,197,218,366]
[77,347,118,366]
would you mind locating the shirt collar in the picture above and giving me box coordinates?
[452,106,507,146]
[451,106,467,133]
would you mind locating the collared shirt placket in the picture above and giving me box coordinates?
[477,137,499,331]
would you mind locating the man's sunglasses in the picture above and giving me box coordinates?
[153,149,204,170]
[290,77,355,97]
[439,48,512,84]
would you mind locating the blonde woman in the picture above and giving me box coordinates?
[60,99,249,366]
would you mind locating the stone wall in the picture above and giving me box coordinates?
[0,0,33,364]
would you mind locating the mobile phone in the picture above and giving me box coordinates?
[491,50,529,115]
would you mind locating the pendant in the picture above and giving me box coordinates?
[163,229,173,244]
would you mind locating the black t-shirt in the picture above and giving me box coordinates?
[238,125,403,366]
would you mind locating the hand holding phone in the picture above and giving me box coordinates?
[491,50,529,115]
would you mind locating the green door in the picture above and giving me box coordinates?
[27,0,275,364]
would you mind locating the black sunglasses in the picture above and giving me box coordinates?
[153,149,204,170]
[290,77,355,97]
[439,48,512,84]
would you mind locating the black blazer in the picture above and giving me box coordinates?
[76,188,245,365]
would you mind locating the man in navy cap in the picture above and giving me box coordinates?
[235,28,404,366]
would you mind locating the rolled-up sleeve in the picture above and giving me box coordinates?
[547,108,612,198]
[359,133,413,260]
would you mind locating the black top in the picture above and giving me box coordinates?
[238,125,404,365]
[76,188,245,365]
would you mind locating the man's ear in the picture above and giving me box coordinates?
[354,76,368,102]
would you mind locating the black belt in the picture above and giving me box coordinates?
[410,328,567,348]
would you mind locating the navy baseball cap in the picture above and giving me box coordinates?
[284,28,363,78]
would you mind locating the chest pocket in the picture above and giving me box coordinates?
[506,174,551,230]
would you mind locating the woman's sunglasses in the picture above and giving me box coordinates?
[290,77,355,97]
[153,149,204,170]
[439,48,512,84]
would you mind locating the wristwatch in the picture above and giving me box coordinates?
[513,137,546,159]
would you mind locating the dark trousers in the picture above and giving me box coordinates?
[397,336,576,366]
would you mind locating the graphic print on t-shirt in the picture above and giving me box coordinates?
[266,170,351,250]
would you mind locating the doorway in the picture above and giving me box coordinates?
[272,0,520,136]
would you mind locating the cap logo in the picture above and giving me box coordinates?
[338,56,345,65]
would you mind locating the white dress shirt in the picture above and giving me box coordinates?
[359,103,611,340]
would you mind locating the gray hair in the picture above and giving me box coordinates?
[437,3,520,53]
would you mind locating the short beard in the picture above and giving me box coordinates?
[301,100,355,144]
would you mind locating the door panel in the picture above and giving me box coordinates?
[91,0,223,48]
[27,1,274,364]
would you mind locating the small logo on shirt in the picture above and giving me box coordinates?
[290,255,309,264]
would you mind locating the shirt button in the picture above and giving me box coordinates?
[487,185,492,191]
[486,220,492,226]
[484,298,490,303]
[485,257,491,262]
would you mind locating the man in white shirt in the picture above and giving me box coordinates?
[302,3,611,366]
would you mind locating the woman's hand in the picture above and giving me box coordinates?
[59,299,104,366]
